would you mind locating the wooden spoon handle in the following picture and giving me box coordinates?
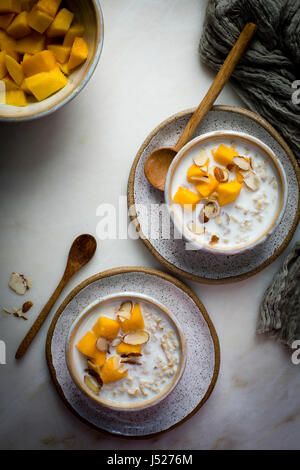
[15,274,70,360]
[174,22,257,152]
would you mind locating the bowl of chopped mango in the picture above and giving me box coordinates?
[0,0,104,120]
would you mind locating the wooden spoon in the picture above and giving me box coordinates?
[144,22,258,191]
[15,234,97,360]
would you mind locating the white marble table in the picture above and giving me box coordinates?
[0,0,299,450]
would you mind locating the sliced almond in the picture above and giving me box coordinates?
[111,337,122,347]
[96,337,109,353]
[213,166,229,182]
[117,301,133,322]
[84,374,100,394]
[227,163,235,172]
[121,352,142,358]
[243,172,260,191]
[121,358,142,365]
[187,221,205,235]
[9,273,31,295]
[233,156,250,171]
[112,356,121,368]
[199,199,220,223]
[118,365,128,374]
[196,176,210,183]
[123,330,150,346]
[209,235,219,245]
[193,149,208,167]
[188,175,207,183]
[87,360,101,375]
[22,301,33,313]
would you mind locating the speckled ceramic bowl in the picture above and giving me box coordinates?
[66,292,187,412]
[0,0,104,122]
[165,130,288,256]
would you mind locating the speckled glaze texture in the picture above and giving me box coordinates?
[48,268,219,437]
[129,106,300,282]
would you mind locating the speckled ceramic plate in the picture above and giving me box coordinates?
[46,267,220,438]
[128,106,300,283]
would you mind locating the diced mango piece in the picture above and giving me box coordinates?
[63,22,84,47]
[67,37,88,71]
[28,5,53,33]
[1,73,18,89]
[91,350,106,367]
[7,11,31,38]
[20,77,31,93]
[0,29,17,54]
[92,316,120,340]
[0,50,7,78]
[212,144,239,167]
[195,175,219,198]
[24,67,67,100]
[0,0,21,14]
[0,12,15,29]
[100,357,127,384]
[173,186,201,209]
[15,32,45,53]
[20,0,35,11]
[4,88,27,106]
[22,49,57,76]
[216,181,242,206]
[187,163,207,183]
[47,44,69,63]
[5,53,23,85]
[47,8,74,38]
[76,330,97,358]
[58,61,69,75]
[120,303,145,333]
[236,171,244,184]
[116,342,142,356]
[36,0,62,18]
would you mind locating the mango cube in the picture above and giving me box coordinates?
[173,186,201,209]
[100,357,128,384]
[24,67,67,100]
[15,32,45,53]
[0,0,21,14]
[28,5,53,33]
[5,54,23,85]
[116,342,142,356]
[91,350,106,367]
[47,7,74,38]
[6,11,31,38]
[92,316,120,340]
[4,88,27,105]
[0,12,15,29]
[216,181,242,206]
[120,303,145,333]
[212,144,239,167]
[0,29,17,53]
[36,0,62,18]
[1,73,19,89]
[0,50,7,78]
[63,23,84,47]
[76,331,98,358]
[187,163,207,183]
[47,44,70,63]
[67,37,88,71]
[22,49,57,76]
[20,0,35,11]
[195,175,219,198]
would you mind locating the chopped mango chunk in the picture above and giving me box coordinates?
[120,303,145,333]
[1,73,19,89]
[173,186,201,209]
[236,171,244,184]
[4,88,26,105]
[195,175,219,198]
[76,331,98,358]
[0,0,21,14]
[24,67,67,100]
[92,316,120,340]
[63,22,84,47]
[15,32,45,53]
[216,181,242,206]
[58,60,69,75]
[0,12,15,29]
[6,10,30,38]
[47,44,69,63]
[20,77,31,93]
[36,0,62,18]
[22,49,56,76]
[5,53,23,84]
[0,50,7,78]
[0,29,17,53]
[116,342,142,356]
[28,5,53,33]
[212,144,239,167]
[47,7,73,38]
[67,37,88,71]
[187,163,207,183]
[91,350,106,367]
[101,357,128,384]
[20,0,35,11]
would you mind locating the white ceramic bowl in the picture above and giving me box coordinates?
[165,130,288,255]
[66,292,186,411]
[0,0,104,121]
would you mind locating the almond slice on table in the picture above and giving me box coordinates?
[96,337,110,353]
[123,330,150,346]
[187,221,205,235]
[193,149,209,167]
[233,156,250,171]
[117,301,133,322]
[84,374,101,394]
[9,272,31,295]
[213,166,229,182]
[243,172,260,191]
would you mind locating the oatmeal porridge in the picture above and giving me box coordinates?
[69,296,184,408]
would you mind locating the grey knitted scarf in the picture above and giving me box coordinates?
[199,0,300,164]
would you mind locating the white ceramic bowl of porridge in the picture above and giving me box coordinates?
[165,131,288,255]
[66,293,186,411]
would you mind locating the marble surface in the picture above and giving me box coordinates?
[0,0,299,450]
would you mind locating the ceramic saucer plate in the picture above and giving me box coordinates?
[128,106,300,283]
[46,267,220,438]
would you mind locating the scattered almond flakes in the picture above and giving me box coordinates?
[9,272,31,295]
[209,235,219,245]
[22,301,33,313]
